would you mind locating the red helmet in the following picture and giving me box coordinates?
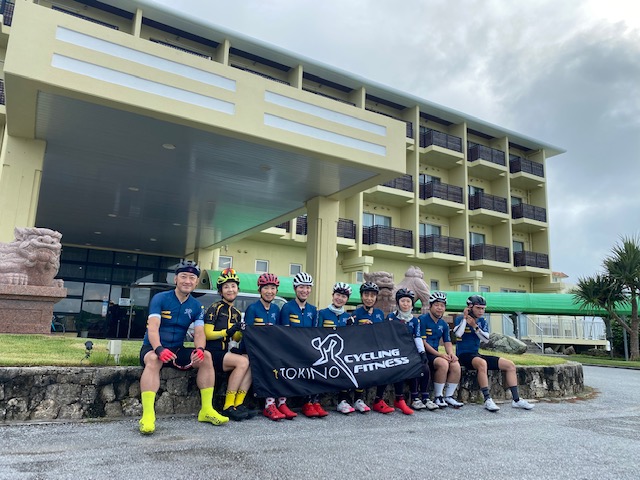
[257,273,280,288]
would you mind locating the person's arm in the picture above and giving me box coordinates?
[453,315,467,338]
[147,295,175,362]
[475,318,491,343]
[203,305,238,340]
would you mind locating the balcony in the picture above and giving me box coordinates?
[295,216,307,235]
[471,244,510,262]
[337,218,356,239]
[419,182,464,217]
[363,175,414,206]
[418,127,464,168]
[363,225,413,248]
[468,144,507,180]
[514,251,549,269]
[512,203,547,232]
[418,235,466,266]
[367,108,414,139]
[468,193,509,224]
[510,155,545,188]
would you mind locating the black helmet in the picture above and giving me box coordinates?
[467,295,486,307]
[359,282,379,295]
[175,260,200,277]
[395,288,415,304]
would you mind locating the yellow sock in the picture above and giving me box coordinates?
[200,387,214,411]
[224,390,237,410]
[234,390,247,407]
[139,391,156,434]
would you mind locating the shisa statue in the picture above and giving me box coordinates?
[394,266,430,314]
[0,227,64,287]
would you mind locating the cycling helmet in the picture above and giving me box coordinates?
[429,291,447,305]
[359,282,380,295]
[257,273,280,288]
[395,288,416,304]
[216,268,240,290]
[467,294,487,307]
[175,259,200,277]
[293,272,314,288]
[333,282,352,297]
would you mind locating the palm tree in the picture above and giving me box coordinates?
[573,236,640,360]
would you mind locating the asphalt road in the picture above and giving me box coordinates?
[1,366,639,480]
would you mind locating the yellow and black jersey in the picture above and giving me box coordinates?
[204,300,242,352]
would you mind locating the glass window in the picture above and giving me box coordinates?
[61,247,87,262]
[363,213,391,227]
[58,263,85,279]
[137,255,160,269]
[114,252,137,267]
[63,281,84,296]
[480,285,490,293]
[430,280,440,291]
[419,174,441,185]
[112,267,137,284]
[460,284,472,292]
[469,185,484,196]
[87,250,114,264]
[355,271,364,283]
[470,232,485,245]
[218,256,233,269]
[256,260,269,274]
[420,223,441,236]
[53,298,82,313]
[83,283,111,301]
[159,256,181,270]
[513,241,524,252]
[289,263,302,276]
[511,196,522,206]
[85,265,112,282]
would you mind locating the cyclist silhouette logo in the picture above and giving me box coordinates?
[311,333,358,388]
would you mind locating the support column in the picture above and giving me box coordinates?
[305,196,339,308]
[0,132,46,242]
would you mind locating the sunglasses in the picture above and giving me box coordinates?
[171,348,193,370]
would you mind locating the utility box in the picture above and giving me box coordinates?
[107,340,122,364]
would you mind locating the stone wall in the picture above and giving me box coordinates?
[0,363,584,422]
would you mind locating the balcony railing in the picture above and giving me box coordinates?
[295,216,307,235]
[0,79,5,106]
[367,108,413,138]
[1,0,15,26]
[512,203,547,222]
[275,221,290,231]
[468,144,506,166]
[363,225,413,249]
[419,181,463,203]
[468,193,508,213]
[419,235,464,256]
[470,244,510,263]
[514,251,549,269]
[510,155,544,177]
[337,218,356,239]
[52,5,119,30]
[419,127,463,152]
[382,174,414,192]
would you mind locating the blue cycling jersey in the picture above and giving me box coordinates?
[318,308,353,328]
[143,290,204,348]
[279,299,318,327]
[419,312,451,349]
[352,305,386,325]
[387,311,421,338]
[244,300,280,326]
[454,315,489,355]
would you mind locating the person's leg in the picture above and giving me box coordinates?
[221,352,249,417]
[471,356,498,412]
[337,390,355,414]
[393,381,413,415]
[195,350,229,425]
[431,357,448,407]
[497,357,534,409]
[372,384,394,413]
[139,348,161,434]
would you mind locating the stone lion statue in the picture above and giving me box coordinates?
[394,266,430,314]
[363,271,395,315]
[0,227,64,287]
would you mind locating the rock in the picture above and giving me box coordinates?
[544,347,556,355]
[484,333,527,354]
[563,346,576,355]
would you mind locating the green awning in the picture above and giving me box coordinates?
[201,270,628,316]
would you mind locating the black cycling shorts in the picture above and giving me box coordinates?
[457,352,500,371]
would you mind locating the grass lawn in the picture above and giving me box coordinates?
[562,354,640,369]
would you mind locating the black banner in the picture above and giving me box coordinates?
[244,321,423,397]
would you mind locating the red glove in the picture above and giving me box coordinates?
[155,346,174,363]
[192,347,205,362]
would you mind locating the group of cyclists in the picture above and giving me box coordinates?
[138,260,533,435]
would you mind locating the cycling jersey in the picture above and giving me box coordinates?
[387,311,421,339]
[352,306,385,325]
[143,290,204,349]
[279,299,318,327]
[454,315,489,355]
[244,300,280,326]
[204,300,242,352]
[419,312,451,350]
[318,308,353,328]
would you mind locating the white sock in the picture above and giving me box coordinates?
[434,383,445,397]
[277,397,287,406]
[265,397,276,407]
[445,383,458,397]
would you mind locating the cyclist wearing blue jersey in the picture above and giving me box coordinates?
[279,273,329,419]
[420,291,463,409]
[138,260,228,434]
[453,295,534,412]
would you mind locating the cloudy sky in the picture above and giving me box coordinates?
[150,0,640,284]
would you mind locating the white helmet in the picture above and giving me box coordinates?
[293,272,314,288]
[333,282,352,297]
[429,291,447,305]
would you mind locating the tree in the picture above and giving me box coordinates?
[573,236,640,360]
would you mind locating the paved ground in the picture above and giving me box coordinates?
[1,366,639,480]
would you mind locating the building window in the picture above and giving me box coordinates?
[480,285,490,293]
[363,212,391,227]
[420,223,441,236]
[289,263,302,276]
[460,284,472,292]
[218,255,233,269]
[419,174,441,185]
[355,271,364,283]
[511,196,522,206]
[430,279,440,291]
[470,232,485,245]
[513,241,524,253]
[468,185,484,196]
[501,288,526,293]
[255,260,269,274]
